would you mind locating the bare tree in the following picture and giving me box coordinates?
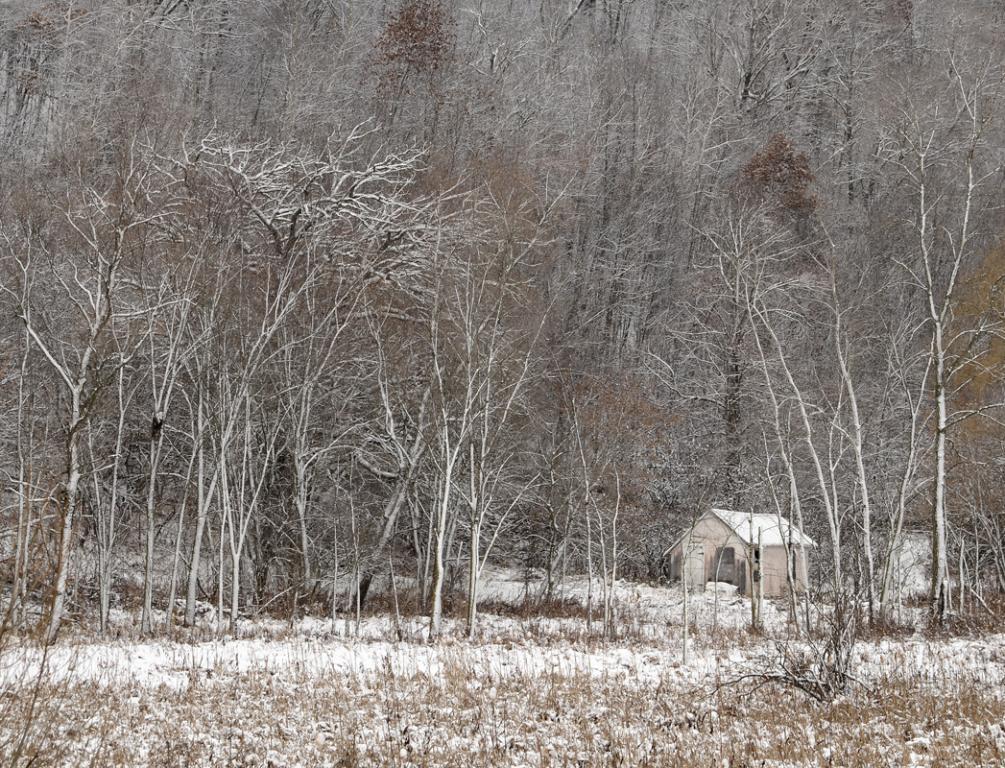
[3,144,171,641]
[886,53,1004,619]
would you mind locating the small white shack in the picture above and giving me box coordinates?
[668,508,815,597]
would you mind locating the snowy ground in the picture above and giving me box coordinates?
[4,574,1005,766]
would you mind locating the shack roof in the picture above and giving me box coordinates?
[709,508,816,548]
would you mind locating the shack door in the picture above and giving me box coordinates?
[712,546,736,585]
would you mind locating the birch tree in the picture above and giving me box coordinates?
[887,54,1004,619]
[2,145,171,641]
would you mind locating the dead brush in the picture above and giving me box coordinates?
[923,592,1005,637]
[728,597,860,704]
[0,601,89,767]
[477,595,590,621]
[10,634,1005,768]
[857,612,916,641]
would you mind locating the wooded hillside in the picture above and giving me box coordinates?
[2,0,1005,638]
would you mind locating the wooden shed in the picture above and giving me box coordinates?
[667,508,814,597]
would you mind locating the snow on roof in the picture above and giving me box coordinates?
[710,508,816,548]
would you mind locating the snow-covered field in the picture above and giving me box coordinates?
[4,576,1005,767]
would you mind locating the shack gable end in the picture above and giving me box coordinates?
[671,515,749,561]
[670,515,750,592]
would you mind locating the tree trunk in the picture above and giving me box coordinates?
[141,429,165,635]
[834,306,875,619]
[230,548,242,634]
[429,441,454,639]
[45,387,82,644]
[682,533,690,665]
[931,360,950,619]
[185,398,210,627]
[466,517,480,639]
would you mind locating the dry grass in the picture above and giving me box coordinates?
[3,643,1004,767]
[0,632,80,768]
[6,591,1005,767]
